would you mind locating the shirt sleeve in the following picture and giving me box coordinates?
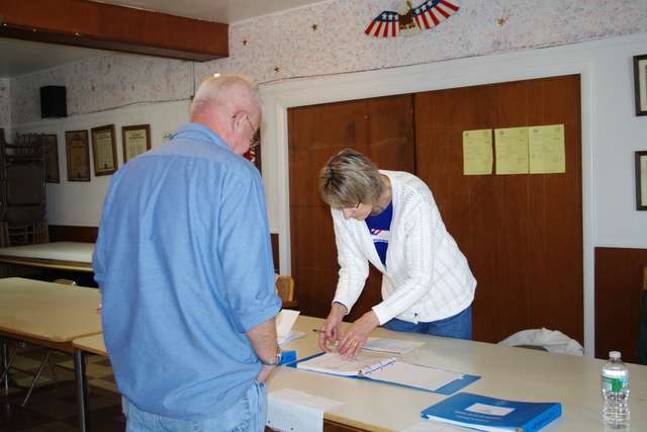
[217,166,282,333]
[331,209,370,313]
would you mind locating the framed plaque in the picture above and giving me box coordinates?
[636,150,647,210]
[65,130,90,182]
[44,134,60,183]
[122,124,151,162]
[634,55,647,116]
[91,124,118,176]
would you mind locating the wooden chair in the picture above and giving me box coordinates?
[275,275,297,309]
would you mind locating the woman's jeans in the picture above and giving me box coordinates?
[123,382,266,432]
[384,305,472,340]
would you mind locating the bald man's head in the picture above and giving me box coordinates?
[190,75,261,155]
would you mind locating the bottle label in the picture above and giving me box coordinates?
[602,375,627,392]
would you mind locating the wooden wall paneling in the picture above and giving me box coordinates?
[595,247,647,363]
[0,0,228,61]
[414,76,582,344]
[525,77,583,341]
[271,233,279,274]
[492,80,534,343]
[289,101,365,318]
[288,95,414,320]
[48,225,98,243]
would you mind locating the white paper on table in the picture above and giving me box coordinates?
[366,361,462,392]
[362,337,425,354]
[278,330,306,345]
[402,420,471,431]
[296,352,396,377]
[267,389,343,432]
[276,309,300,343]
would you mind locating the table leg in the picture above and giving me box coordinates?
[74,350,90,432]
[1,337,7,397]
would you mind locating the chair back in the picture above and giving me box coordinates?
[275,275,295,304]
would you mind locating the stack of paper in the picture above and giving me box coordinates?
[276,309,305,345]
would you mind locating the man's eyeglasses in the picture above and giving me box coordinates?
[244,116,260,149]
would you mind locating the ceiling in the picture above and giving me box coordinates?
[0,0,324,79]
[0,38,109,78]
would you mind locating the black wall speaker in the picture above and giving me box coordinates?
[40,86,67,118]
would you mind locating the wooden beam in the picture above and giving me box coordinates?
[0,0,228,61]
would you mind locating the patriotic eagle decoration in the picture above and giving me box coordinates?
[365,0,460,38]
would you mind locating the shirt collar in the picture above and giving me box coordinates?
[173,123,231,152]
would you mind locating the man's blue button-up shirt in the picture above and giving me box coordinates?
[94,123,281,419]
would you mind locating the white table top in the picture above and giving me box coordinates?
[0,241,94,262]
[0,277,101,343]
[70,314,647,431]
[272,316,647,432]
[0,242,94,271]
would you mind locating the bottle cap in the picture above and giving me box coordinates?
[609,351,621,360]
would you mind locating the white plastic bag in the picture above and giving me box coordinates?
[499,328,583,356]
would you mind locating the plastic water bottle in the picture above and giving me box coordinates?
[601,351,630,428]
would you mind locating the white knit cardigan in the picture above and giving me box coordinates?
[331,170,476,325]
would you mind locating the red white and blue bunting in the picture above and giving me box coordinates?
[365,0,460,38]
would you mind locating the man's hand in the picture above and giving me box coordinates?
[246,317,279,383]
[337,311,379,359]
[255,364,276,384]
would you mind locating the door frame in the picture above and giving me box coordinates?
[260,40,596,355]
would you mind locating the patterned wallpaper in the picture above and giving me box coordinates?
[8,0,647,124]
[0,78,9,134]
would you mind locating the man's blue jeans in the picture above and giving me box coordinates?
[383,305,473,340]
[123,382,266,432]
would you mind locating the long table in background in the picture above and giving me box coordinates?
[0,277,102,431]
[0,242,94,272]
[72,315,647,432]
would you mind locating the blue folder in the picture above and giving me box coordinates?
[288,352,480,395]
[421,392,562,431]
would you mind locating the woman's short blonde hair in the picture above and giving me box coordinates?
[319,148,384,208]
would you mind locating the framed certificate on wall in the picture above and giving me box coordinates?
[634,55,647,116]
[91,124,118,176]
[122,124,151,162]
[65,130,90,182]
[44,134,60,183]
[637,150,647,210]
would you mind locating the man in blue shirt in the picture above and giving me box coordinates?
[94,75,282,431]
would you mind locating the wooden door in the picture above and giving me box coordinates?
[288,95,415,320]
[414,75,583,343]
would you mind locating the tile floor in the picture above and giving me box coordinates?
[1,344,125,432]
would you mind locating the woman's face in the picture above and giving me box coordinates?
[341,202,373,221]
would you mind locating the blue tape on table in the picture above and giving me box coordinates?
[279,350,297,365]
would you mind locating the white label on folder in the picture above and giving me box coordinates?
[465,403,514,417]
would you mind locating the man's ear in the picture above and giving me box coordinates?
[230,111,246,133]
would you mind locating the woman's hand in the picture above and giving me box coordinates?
[318,303,347,352]
[337,311,379,359]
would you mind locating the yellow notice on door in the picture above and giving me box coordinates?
[463,129,493,175]
[529,124,566,174]
[495,127,529,175]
